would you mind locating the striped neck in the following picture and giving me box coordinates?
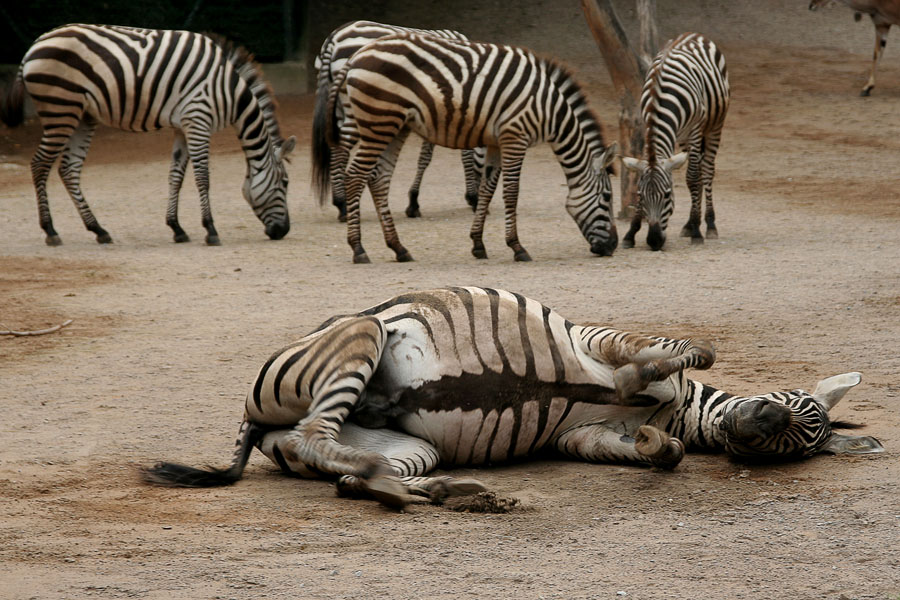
[667,380,741,451]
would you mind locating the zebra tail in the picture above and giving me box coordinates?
[139,421,264,487]
[0,66,25,128]
[311,73,336,206]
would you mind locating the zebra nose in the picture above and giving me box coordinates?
[647,222,665,251]
[752,400,792,437]
[266,219,290,240]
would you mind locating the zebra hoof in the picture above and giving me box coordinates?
[396,250,414,262]
[472,247,488,259]
[173,233,190,243]
[705,228,718,240]
[205,235,221,246]
[860,87,872,97]
[353,252,371,264]
[690,236,704,245]
[365,476,413,510]
[96,233,113,244]
[613,363,645,402]
[337,214,347,223]
[622,237,635,249]
[405,208,421,218]
[45,235,62,247]
[514,250,532,262]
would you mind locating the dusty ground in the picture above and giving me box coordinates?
[1,2,899,599]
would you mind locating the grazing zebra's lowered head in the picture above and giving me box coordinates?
[141,287,882,509]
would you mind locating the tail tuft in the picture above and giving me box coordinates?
[139,462,241,487]
[0,68,25,128]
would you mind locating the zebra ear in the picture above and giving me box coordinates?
[620,156,647,173]
[277,135,296,162]
[593,143,617,173]
[820,432,884,455]
[813,372,861,411]
[662,152,688,171]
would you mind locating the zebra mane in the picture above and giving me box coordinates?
[207,33,284,148]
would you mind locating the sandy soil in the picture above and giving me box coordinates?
[1,2,899,599]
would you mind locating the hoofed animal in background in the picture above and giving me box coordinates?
[315,20,482,221]
[0,24,295,246]
[141,287,883,509]
[809,0,900,96]
[311,33,618,264]
[622,32,729,250]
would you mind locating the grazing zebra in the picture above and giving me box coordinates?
[311,32,618,263]
[621,32,729,250]
[315,20,482,221]
[0,24,295,246]
[141,287,883,509]
[809,0,900,96]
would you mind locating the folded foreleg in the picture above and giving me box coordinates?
[554,423,684,469]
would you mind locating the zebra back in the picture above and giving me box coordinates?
[642,32,729,163]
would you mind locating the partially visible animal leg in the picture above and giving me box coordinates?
[58,116,110,244]
[554,423,684,469]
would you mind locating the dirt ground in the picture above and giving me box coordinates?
[1,2,899,599]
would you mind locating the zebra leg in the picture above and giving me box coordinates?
[183,124,220,245]
[622,209,643,249]
[680,142,704,244]
[167,131,190,243]
[330,144,350,222]
[405,138,433,218]
[701,130,723,240]
[862,22,890,96]
[461,148,483,211]
[469,147,502,259]
[554,423,684,469]
[31,122,79,246]
[57,117,111,244]
[268,317,414,507]
[368,131,413,262]
[259,425,486,504]
[578,328,716,402]
[499,143,531,261]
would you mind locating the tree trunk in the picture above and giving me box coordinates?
[637,0,659,66]
[580,0,651,218]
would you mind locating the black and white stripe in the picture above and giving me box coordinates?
[315,20,482,221]
[622,32,729,250]
[141,287,882,508]
[311,32,618,263]
[0,24,294,246]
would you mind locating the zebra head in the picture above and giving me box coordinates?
[243,136,296,240]
[573,143,618,256]
[718,372,884,461]
[621,153,687,251]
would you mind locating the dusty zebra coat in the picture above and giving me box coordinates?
[142,287,882,509]
[622,32,729,250]
[315,20,481,221]
[311,32,618,264]
[0,24,295,246]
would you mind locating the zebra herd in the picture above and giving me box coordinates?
[0,20,885,508]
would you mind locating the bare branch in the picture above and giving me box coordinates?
[0,319,73,337]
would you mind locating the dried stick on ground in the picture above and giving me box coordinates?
[0,319,73,337]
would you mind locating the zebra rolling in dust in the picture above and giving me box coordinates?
[142,287,883,509]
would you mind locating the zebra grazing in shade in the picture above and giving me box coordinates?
[0,24,294,246]
[621,32,729,250]
[311,33,618,264]
[315,20,482,222]
[141,287,883,509]
[809,0,900,96]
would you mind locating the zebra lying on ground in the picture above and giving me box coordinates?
[141,287,883,509]
[315,20,483,221]
[0,24,294,246]
[311,32,618,263]
[621,32,729,250]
